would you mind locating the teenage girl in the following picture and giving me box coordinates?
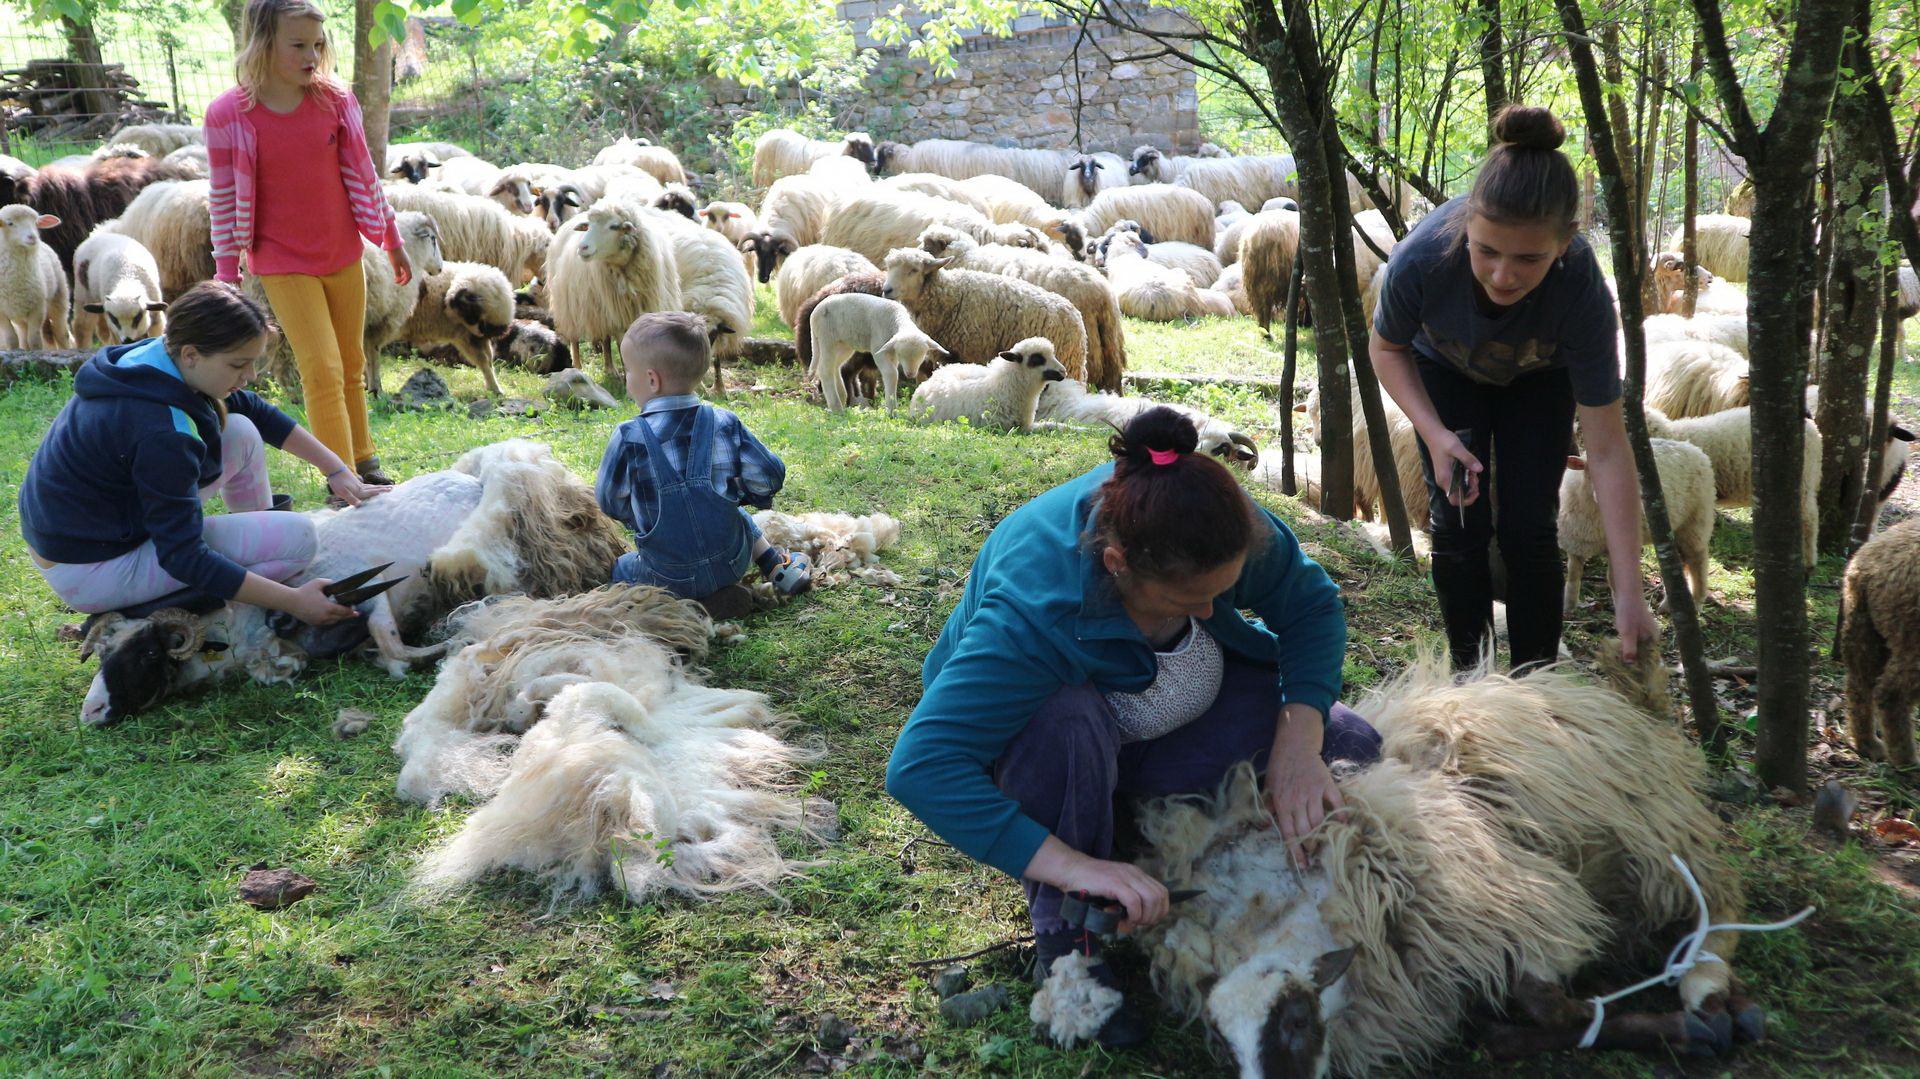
[206,0,410,489]
[20,283,381,626]
[1371,104,1657,670]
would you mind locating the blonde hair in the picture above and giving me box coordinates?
[621,311,712,389]
[235,0,345,108]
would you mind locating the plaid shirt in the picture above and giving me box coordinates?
[595,395,786,536]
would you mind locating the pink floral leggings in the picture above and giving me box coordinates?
[36,415,318,614]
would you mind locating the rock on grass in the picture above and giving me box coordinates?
[238,867,316,910]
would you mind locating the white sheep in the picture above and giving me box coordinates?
[1665,214,1749,283]
[1172,153,1300,210]
[1841,519,1920,766]
[71,228,167,347]
[0,205,73,348]
[108,178,213,299]
[1143,240,1222,288]
[699,199,759,275]
[545,201,681,377]
[878,172,992,216]
[655,210,756,385]
[1645,339,1750,418]
[1058,152,1128,210]
[909,336,1067,431]
[1212,200,1255,265]
[1215,261,1253,315]
[1643,405,1820,564]
[805,292,938,413]
[1099,230,1224,322]
[489,162,570,216]
[589,136,686,185]
[160,144,208,178]
[1034,378,1260,465]
[103,122,202,157]
[387,142,471,185]
[1072,182,1214,248]
[1641,311,1748,357]
[806,153,876,190]
[384,183,551,286]
[874,138,1072,201]
[1301,382,1426,529]
[754,172,841,250]
[821,188,1017,267]
[881,248,1090,380]
[775,244,877,328]
[394,260,517,396]
[1560,437,1716,610]
[752,129,876,187]
[955,172,1061,229]
[420,155,502,199]
[1692,277,1748,316]
[495,319,572,374]
[915,225,1127,393]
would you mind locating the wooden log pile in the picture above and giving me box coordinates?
[1,58,172,143]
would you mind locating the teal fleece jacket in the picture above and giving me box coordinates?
[885,463,1347,879]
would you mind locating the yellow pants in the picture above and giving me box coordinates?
[258,261,374,468]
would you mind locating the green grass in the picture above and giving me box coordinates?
[3,297,1919,1076]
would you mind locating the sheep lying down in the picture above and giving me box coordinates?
[1034,654,1780,1075]
[77,440,628,727]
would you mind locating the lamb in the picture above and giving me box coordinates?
[793,272,884,394]
[752,129,877,187]
[589,136,686,185]
[103,122,202,157]
[393,260,517,395]
[821,189,1015,267]
[1072,654,1761,1074]
[909,336,1066,431]
[384,183,551,286]
[1641,311,1748,357]
[1034,379,1260,465]
[545,202,681,376]
[1099,230,1226,322]
[775,244,878,327]
[0,205,74,348]
[1237,207,1300,335]
[1172,153,1301,211]
[1664,214,1749,284]
[1071,182,1214,248]
[873,138,1072,200]
[107,178,213,299]
[1841,519,1920,766]
[1642,405,1821,564]
[805,292,939,412]
[495,318,572,374]
[79,440,630,726]
[1560,437,1716,610]
[1645,339,1750,418]
[1060,153,1128,210]
[0,154,195,274]
[70,228,167,347]
[880,248,1089,380]
[915,225,1127,392]
[1143,240,1222,288]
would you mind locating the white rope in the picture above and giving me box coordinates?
[1577,853,1813,1050]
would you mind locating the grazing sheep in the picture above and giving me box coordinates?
[776,244,878,327]
[0,205,73,348]
[1171,153,1300,210]
[1035,378,1260,465]
[651,181,699,221]
[1301,382,1426,529]
[752,129,876,187]
[915,225,1127,392]
[70,228,167,347]
[104,122,202,157]
[1643,405,1820,564]
[909,336,1066,431]
[1645,339,1750,418]
[1664,214,1749,284]
[806,292,939,412]
[495,318,572,374]
[395,260,517,395]
[1143,240,1222,288]
[0,155,195,274]
[822,188,1011,267]
[754,172,841,251]
[1642,311,1748,358]
[1841,519,1920,766]
[1100,230,1224,322]
[544,366,618,409]
[874,138,1072,201]
[1061,152,1128,210]
[545,202,680,376]
[107,178,213,299]
[589,136,686,185]
[1073,182,1214,248]
[384,183,551,286]
[881,248,1089,379]
[1561,438,1716,610]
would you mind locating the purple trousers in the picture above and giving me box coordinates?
[994,657,1381,933]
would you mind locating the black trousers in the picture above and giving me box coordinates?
[1413,357,1578,671]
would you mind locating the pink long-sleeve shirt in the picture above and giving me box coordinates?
[204,84,400,283]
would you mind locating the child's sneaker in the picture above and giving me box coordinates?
[756,548,813,595]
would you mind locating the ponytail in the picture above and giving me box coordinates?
[1464,104,1580,237]
[1092,406,1260,580]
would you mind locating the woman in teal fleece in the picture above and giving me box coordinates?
[886,408,1377,1047]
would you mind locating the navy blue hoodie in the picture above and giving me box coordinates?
[19,338,297,600]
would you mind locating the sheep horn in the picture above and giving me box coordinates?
[146,607,208,659]
[1227,431,1260,466]
[78,612,127,661]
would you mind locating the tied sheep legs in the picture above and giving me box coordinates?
[1482,974,1764,1060]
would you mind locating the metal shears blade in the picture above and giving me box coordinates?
[323,562,408,606]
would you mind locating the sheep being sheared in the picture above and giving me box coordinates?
[77,440,629,727]
[1032,653,1773,1075]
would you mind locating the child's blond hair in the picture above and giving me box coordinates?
[235,0,346,109]
[622,312,713,390]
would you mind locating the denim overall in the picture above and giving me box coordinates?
[610,408,756,598]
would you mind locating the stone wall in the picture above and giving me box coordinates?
[832,2,1199,155]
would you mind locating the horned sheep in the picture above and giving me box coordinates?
[70,228,167,347]
[0,205,74,348]
[775,244,878,327]
[881,248,1090,380]
[1560,437,1717,610]
[1841,519,1920,767]
[489,162,569,216]
[752,129,877,188]
[1061,152,1128,210]
[908,336,1066,431]
[805,292,939,412]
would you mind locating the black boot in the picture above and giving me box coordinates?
[1032,929,1151,1049]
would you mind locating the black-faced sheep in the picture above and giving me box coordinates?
[394,260,517,395]
[1061,153,1128,210]
[71,228,167,347]
[752,129,876,187]
[909,336,1067,431]
[652,182,699,220]
[495,318,573,374]
[1841,519,1920,766]
[881,248,1090,381]
[0,205,73,348]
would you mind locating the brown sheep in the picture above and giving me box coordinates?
[0,155,196,274]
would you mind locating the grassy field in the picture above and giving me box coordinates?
[3,286,1920,1076]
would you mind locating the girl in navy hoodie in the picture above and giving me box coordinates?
[20,282,383,624]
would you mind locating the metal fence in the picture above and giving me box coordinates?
[0,26,235,163]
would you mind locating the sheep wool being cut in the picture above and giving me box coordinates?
[1033,653,1795,1075]
[78,440,629,728]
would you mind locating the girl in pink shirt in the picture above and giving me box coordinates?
[206,0,411,492]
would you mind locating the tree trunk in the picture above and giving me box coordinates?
[353,0,395,180]
[1813,70,1881,553]
[1280,254,1305,496]
[1849,262,1898,553]
[1556,0,1723,743]
[220,0,248,52]
[60,17,118,125]
[1475,0,1508,135]
[1680,39,1701,318]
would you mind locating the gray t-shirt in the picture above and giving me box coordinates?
[1373,197,1621,407]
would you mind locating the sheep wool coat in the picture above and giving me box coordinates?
[887,462,1347,878]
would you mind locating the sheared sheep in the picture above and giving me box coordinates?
[1098,230,1225,322]
[70,228,167,347]
[496,318,572,374]
[1061,152,1128,210]
[1664,214,1749,284]
[394,260,517,395]
[1072,182,1214,248]
[806,292,939,412]
[0,205,73,348]
[1841,519,1920,766]
[384,182,550,286]
[0,154,195,274]
[107,178,213,299]
[1645,339,1750,418]
[1642,405,1820,564]
[104,122,203,157]
[916,225,1126,392]
[881,248,1089,380]
[1560,438,1716,610]
[1035,378,1259,465]
[545,202,680,377]
[775,244,877,327]
[753,129,876,187]
[78,440,629,727]
[909,336,1066,431]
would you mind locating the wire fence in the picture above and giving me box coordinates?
[0,26,235,165]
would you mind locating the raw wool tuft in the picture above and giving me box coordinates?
[333,708,374,739]
[1029,952,1121,1047]
[750,510,904,595]
[1589,635,1674,722]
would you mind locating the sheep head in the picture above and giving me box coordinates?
[397,212,445,278]
[874,141,907,175]
[653,183,698,220]
[490,174,539,215]
[580,205,641,263]
[1130,144,1162,179]
[880,249,951,306]
[1068,154,1106,197]
[843,133,877,171]
[915,224,975,260]
[876,330,937,382]
[741,231,797,283]
[1051,219,1091,262]
[0,204,58,250]
[1204,947,1355,1079]
[391,151,441,184]
[85,288,170,343]
[448,273,514,340]
[539,182,589,230]
[995,337,1066,383]
[79,608,225,727]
